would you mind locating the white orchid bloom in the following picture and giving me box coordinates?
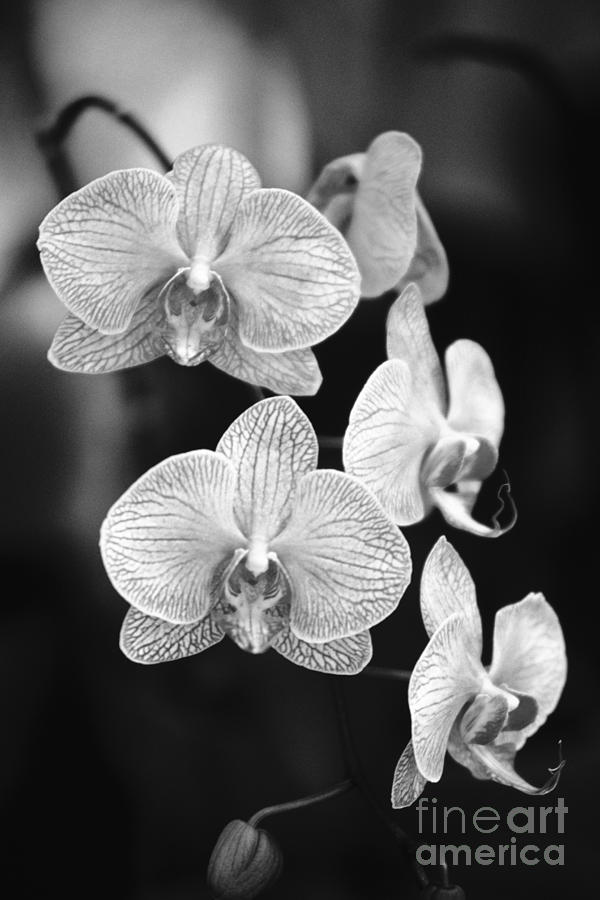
[392,537,567,808]
[344,282,511,537]
[306,131,448,303]
[38,144,361,396]
[100,396,412,675]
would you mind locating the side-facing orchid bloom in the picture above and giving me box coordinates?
[306,131,448,303]
[38,144,361,396]
[392,537,567,808]
[100,396,412,675]
[343,282,511,537]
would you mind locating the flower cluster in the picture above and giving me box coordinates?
[37,128,566,887]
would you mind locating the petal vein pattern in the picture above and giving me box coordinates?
[273,469,412,643]
[272,628,372,675]
[100,450,243,624]
[38,169,186,334]
[216,397,318,548]
[420,536,482,649]
[170,144,261,262]
[215,189,360,352]
[120,607,225,663]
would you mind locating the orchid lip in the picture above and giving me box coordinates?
[158,267,230,366]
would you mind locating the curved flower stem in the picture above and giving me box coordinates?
[361,666,412,682]
[248,384,267,403]
[37,94,173,197]
[331,679,429,890]
[248,777,355,828]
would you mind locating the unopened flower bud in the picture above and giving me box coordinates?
[207,819,283,899]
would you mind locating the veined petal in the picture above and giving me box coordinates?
[391,741,428,809]
[211,307,322,395]
[420,536,482,648]
[409,613,485,782]
[489,594,567,746]
[397,195,449,305]
[445,340,504,447]
[343,359,441,525]
[215,188,360,352]
[120,607,224,664]
[38,169,186,334]
[48,286,163,373]
[100,450,243,624]
[468,742,565,795]
[169,144,261,265]
[386,283,446,411]
[216,397,318,571]
[271,628,372,675]
[347,132,421,297]
[273,469,412,643]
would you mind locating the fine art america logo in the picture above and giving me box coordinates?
[415,798,567,867]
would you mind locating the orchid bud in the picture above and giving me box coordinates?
[207,819,283,899]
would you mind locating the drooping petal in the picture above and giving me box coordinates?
[386,283,446,412]
[343,359,442,525]
[210,307,322,395]
[409,613,485,782]
[347,132,421,297]
[430,485,514,538]
[391,741,428,809]
[488,593,567,745]
[48,286,163,373]
[38,169,186,334]
[100,450,243,624]
[273,469,412,643]
[445,340,504,448]
[169,144,261,266]
[467,742,565,795]
[120,607,224,664]
[215,188,360,352]
[420,536,482,648]
[397,195,449,305]
[271,628,372,675]
[216,397,318,572]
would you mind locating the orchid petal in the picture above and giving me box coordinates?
[386,283,446,411]
[211,307,322,395]
[409,613,485,782]
[489,594,567,745]
[398,195,449,304]
[391,741,428,809]
[100,450,243,624]
[273,469,411,643]
[445,340,504,447]
[460,692,511,745]
[38,169,185,334]
[120,607,224,664]
[343,359,441,525]
[347,132,421,297]
[420,537,482,648]
[430,486,512,538]
[215,188,360,352]
[216,397,318,566]
[468,742,565,795]
[271,628,372,675]
[169,144,261,264]
[48,286,163,373]
[305,151,364,228]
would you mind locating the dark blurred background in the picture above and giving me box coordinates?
[1,1,599,897]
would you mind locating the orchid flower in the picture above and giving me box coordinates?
[100,396,412,675]
[392,537,567,808]
[306,131,448,303]
[343,282,511,537]
[38,144,361,396]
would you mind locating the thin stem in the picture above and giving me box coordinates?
[362,666,412,683]
[248,384,266,403]
[248,777,354,828]
[317,435,343,450]
[37,94,173,196]
[331,679,428,889]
